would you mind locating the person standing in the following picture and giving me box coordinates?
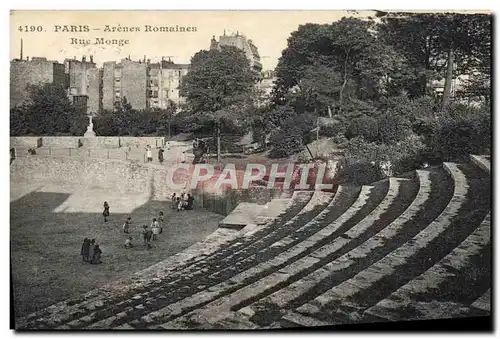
[158,211,164,234]
[123,217,131,234]
[177,197,183,212]
[146,228,153,249]
[171,193,177,209]
[151,218,160,240]
[103,201,110,222]
[88,239,96,263]
[180,151,187,164]
[81,238,90,262]
[142,225,149,246]
[146,145,153,163]
[186,194,195,210]
[158,147,164,164]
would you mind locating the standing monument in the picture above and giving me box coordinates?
[84,115,96,137]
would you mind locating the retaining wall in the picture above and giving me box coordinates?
[11,156,152,194]
[10,137,42,149]
[41,137,81,149]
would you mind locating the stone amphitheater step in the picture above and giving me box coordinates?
[286,162,490,327]
[18,190,316,329]
[470,289,491,313]
[469,154,491,173]
[16,190,312,329]
[150,180,394,328]
[219,203,268,230]
[363,212,491,321]
[80,191,334,329]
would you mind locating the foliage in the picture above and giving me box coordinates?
[273,17,400,114]
[378,12,491,103]
[338,135,427,185]
[180,46,256,115]
[375,113,412,144]
[345,115,378,142]
[10,83,86,136]
[426,105,490,161]
[268,113,315,158]
[93,97,177,136]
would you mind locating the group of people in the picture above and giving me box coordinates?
[80,238,103,264]
[122,211,165,250]
[171,192,195,212]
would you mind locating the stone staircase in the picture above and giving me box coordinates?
[14,155,491,330]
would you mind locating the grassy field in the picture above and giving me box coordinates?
[10,182,224,318]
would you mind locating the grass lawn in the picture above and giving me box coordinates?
[10,181,224,318]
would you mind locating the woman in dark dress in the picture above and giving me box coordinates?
[81,238,90,262]
[103,201,110,222]
[88,239,96,262]
[92,245,102,264]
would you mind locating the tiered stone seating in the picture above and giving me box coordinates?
[16,190,316,329]
[15,157,491,330]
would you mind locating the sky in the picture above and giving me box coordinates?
[10,10,376,70]
[10,10,488,70]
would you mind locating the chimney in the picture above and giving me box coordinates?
[143,55,146,63]
[223,29,226,36]
[236,31,239,36]
[20,38,23,60]
[90,55,93,63]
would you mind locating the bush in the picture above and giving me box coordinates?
[269,128,303,158]
[337,136,426,185]
[268,113,315,159]
[345,115,378,141]
[337,158,383,185]
[428,110,491,161]
[319,121,346,138]
[376,113,411,144]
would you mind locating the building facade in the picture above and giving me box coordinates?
[102,58,148,111]
[10,57,66,108]
[148,59,190,110]
[210,31,263,74]
[12,55,189,113]
[64,56,98,114]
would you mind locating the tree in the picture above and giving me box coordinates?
[272,18,399,114]
[378,12,491,108]
[180,45,257,162]
[10,83,86,136]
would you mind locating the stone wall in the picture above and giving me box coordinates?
[11,156,152,194]
[41,137,80,148]
[119,137,165,148]
[80,137,121,148]
[10,137,42,149]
